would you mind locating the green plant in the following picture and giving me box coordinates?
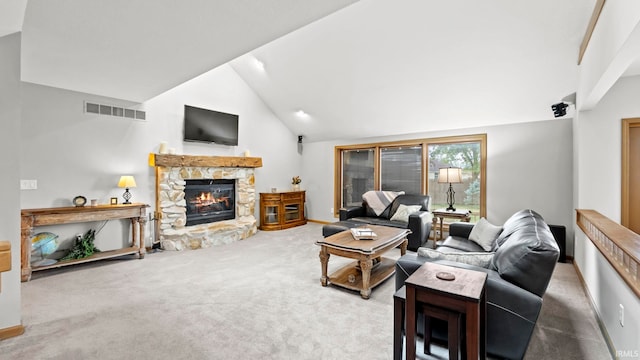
[464,178,480,205]
[62,229,100,260]
[292,176,301,185]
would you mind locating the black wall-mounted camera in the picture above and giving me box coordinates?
[551,102,568,118]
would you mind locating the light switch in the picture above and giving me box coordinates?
[20,179,37,190]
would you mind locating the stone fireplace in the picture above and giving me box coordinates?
[150,154,263,251]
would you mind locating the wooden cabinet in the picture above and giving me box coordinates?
[259,191,307,230]
[21,203,148,281]
[0,241,10,292]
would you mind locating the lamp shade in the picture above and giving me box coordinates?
[117,175,137,188]
[437,167,462,184]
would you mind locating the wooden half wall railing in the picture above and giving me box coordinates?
[576,209,640,298]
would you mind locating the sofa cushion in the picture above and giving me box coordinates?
[417,247,494,268]
[490,210,559,297]
[437,236,486,252]
[389,194,430,215]
[390,204,422,223]
[468,217,503,251]
[493,209,542,250]
[349,217,407,229]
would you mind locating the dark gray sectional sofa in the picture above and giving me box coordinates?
[395,209,560,360]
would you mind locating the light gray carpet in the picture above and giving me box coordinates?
[0,223,611,359]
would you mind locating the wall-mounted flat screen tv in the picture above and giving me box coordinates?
[183,105,239,146]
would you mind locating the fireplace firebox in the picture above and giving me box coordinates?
[185,179,235,226]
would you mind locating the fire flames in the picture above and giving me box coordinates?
[191,192,230,211]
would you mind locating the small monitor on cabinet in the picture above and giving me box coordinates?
[183,105,239,146]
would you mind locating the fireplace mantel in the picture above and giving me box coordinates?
[150,154,262,168]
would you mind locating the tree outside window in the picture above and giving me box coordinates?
[428,142,481,221]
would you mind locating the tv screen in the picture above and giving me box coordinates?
[183,105,239,146]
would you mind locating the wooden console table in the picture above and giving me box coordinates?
[21,203,148,282]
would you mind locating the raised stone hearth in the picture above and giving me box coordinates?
[151,154,263,251]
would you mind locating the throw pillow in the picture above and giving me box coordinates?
[390,204,422,223]
[468,217,503,251]
[417,247,495,269]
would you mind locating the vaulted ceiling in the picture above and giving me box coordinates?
[18,0,359,103]
[6,0,602,142]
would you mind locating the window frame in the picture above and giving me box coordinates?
[334,134,486,218]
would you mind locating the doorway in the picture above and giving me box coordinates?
[622,118,640,234]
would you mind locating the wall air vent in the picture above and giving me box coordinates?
[84,101,145,120]
[86,102,100,114]
[99,104,111,115]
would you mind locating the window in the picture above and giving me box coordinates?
[334,135,486,220]
[428,140,483,222]
[340,148,375,208]
[380,146,423,194]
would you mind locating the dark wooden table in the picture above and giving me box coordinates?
[405,261,487,360]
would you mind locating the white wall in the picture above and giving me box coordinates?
[0,32,22,330]
[578,1,640,110]
[574,74,640,354]
[144,63,302,195]
[575,76,640,219]
[302,118,575,253]
[20,64,301,251]
[574,227,640,356]
[574,1,640,354]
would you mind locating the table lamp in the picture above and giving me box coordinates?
[117,175,137,204]
[438,167,462,211]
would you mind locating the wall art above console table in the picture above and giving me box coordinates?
[20,203,149,282]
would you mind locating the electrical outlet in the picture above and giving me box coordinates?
[20,179,38,190]
[330,207,334,214]
[619,304,624,326]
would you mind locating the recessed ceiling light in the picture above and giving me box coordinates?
[252,57,265,72]
[295,110,309,118]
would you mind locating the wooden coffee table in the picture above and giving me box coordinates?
[315,225,409,299]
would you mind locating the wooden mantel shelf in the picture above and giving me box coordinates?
[149,153,263,168]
